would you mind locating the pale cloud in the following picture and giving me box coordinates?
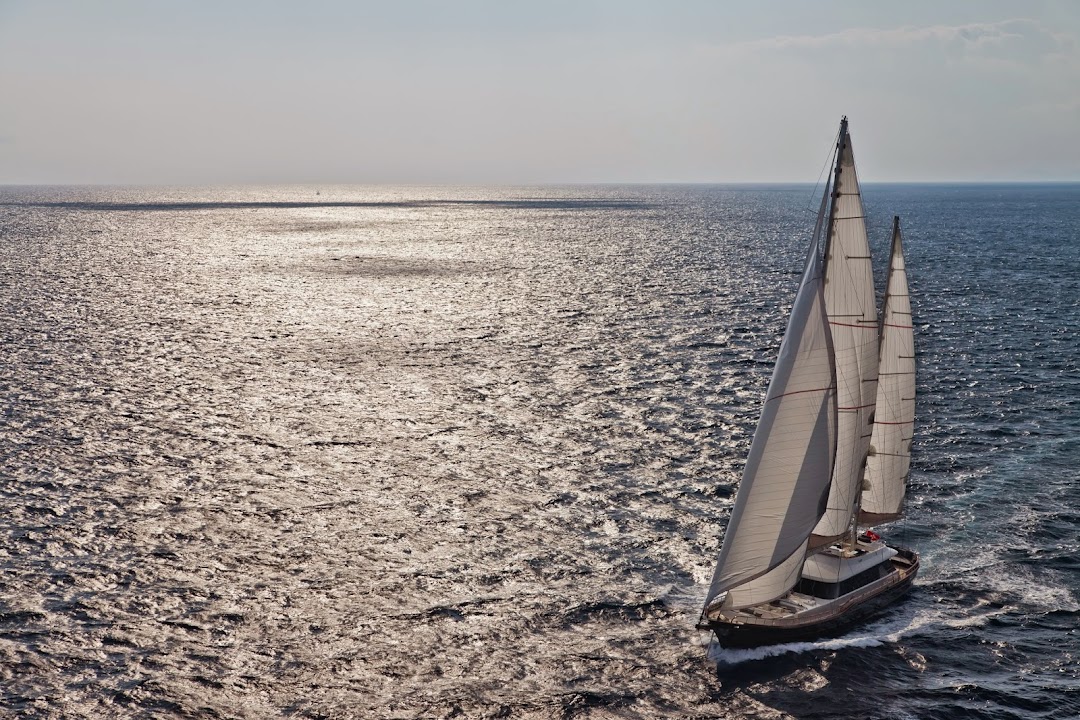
[706,17,1080,99]
[729,18,1072,60]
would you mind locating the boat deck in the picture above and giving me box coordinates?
[706,546,918,628]
[729,591,823,621]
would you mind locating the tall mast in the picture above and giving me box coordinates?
[879,216,900,335]
[820,116,847,275]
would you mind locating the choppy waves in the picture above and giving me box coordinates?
[0,183,1078,718]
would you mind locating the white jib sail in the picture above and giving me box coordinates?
[812,122,880,542]
[862,218,914,521]
[704,218,837,610]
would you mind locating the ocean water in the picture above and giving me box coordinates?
[0,183,1077,719]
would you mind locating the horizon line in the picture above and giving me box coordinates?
[2,179,1079,188]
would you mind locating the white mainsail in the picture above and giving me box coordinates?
[861,217,915,523]
[811,119,880,544]
[703,187,837,610]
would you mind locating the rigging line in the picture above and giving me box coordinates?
[803,124,844,223]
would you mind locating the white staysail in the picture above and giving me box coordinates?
[861,218,915,523]
[703,198,837,610]
[812,119,879,543]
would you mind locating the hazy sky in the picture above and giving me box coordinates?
[1,0,1078,184]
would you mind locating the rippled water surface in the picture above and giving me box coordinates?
[1,184,1078,719]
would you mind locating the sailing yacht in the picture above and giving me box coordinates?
[698,118,919,648]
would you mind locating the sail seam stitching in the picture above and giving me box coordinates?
[765,386,835,403]
[829,321,879,329]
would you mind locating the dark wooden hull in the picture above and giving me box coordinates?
[706,547,919,649]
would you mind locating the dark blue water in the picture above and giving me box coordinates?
[0,183,1077,718]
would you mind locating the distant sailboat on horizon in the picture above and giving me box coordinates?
[698,117,919,648]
